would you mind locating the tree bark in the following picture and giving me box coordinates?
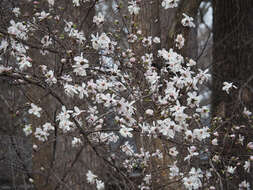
[212,0,253,117]
[132,1,201,189]
[212,0,253,188]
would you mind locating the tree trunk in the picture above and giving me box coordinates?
[212,0,253,188]
[212,0,253,117]
[132,1,201,189]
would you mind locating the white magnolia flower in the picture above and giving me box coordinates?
[227,166,236,174]
[222,82,237,94]
[184,146,199,161]
[0,39,8,52]
[61,75,72,82]
[64,83,78,97]
[143,174,151,184]
[8,20,28,40]
[128,1,140,15]
[196,106,209,118]
[175,34,185,49]
[42,122,54,132]
[181,13,195,28]
[77,83,88,99]
[93,13,104,26]
[158,48,170,60]
[212,155,219,162]
[0,65,12,74]
[162,0,179,9]
[64,21,86,44]
[119,126,133,138]
[47,0,54,6]
[23,124,32,136]
[145,109,154,115]
[243,107,252,117]
[45,70,57,85]
[96,179,104,190]
[196,69,210,84]
[153,37,160,44]
[73,54,89,76]
[169,161,179,178]
[247,142,253,150]
[56,106,73,122]
[142,36,152,47]
[12,7,20,17]
[187,91,201,108]
[72,137,82,147]
[127,34,138,43]
[41,35,52,47]
[187,59,196,67]
[86,170,97,184]
[244,161,250,173]
[33,144,38,150]
[17,55,32,71]
[183,168,203,190]
[28,103,42,118]
[239,180,250,190]
[91,33,114,52]
[121,141,135,156]
[169,147,178,157]
[35,11,50,21]
[211,138,218,145]
[193,127,210,141]
[73,0,80,7]
[35,127,49,142]
[73,106,85,117]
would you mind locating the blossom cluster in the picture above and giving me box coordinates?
[0,1,252,190]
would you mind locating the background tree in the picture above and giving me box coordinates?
[212,0,253,189]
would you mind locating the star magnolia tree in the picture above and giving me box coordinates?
[0,0,252,190]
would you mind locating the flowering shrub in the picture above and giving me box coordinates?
[0,0,252,189]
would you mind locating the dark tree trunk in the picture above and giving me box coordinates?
[212,0,253,117]
[212,1,253,188]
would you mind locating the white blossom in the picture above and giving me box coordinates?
[35,127,49,142]
[16,55,32,71]
[244,161,250,173]
[128,1,140,15]
[96,180,104,190]
[181,13,195,28]
[175,34,185,49]
[93,13,104,26]
[239,180,250,190]
[23,124,32,136]
[119,125,133,138]
[145,109,154,115]
[222,82,237,94]
[47,0,54,6]
[35,11,50,21]
[211,138,218,146]
[8,20,28,40]
[73,0,80,7]
[153,37,160,44]
[86,170,97,184]
[73,54,89,76]
[28,103,42,118]
[0,39,8,52]
[45,70,57,85]
[72,137,82,147]
[42,122,54,132]
[227,166,236,174]
[12,7,20,17]
[162,0,179,9]
[169,147,178,157]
